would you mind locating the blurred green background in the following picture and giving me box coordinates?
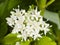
[0,0,60,45]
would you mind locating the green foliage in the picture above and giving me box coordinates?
[2,33,32,45]
[36,0,55,15]
[2,33,20,45]
[0,20,7,37]
[37,36,56,45]
[0,0,21,18]
[44,10,60,45]
[8,0,22,10]
[47,0,60,12]
[31,36,56,45]
[0,0,8,18]
[20,40,31,45]
[44,10,60,29]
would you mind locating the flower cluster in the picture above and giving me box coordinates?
[6,6,51,41]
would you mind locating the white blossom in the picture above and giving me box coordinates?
[6,6,51,41]
[6,17,14,27]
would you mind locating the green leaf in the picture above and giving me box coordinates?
[2,33,32,45]
[38,36,57,45]
[55,30,60,45]
[7,0,22,11]
[0,20,7,37]
[0,0,9,18]
[20,40,31,45]
[44,10,60,29]
[31,36,56,45]
[0,0,22,18]
[2,33,20,45]
[47,0,60,12]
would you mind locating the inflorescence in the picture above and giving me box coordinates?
[6,5,51,41]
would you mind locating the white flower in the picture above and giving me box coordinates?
[6,5,51,41]
[6,17,14,27]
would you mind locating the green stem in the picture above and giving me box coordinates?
[40,9,45,16]
[36,0,55,16]
[46,0,55,7]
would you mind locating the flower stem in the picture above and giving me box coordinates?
[36,0,55,16]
